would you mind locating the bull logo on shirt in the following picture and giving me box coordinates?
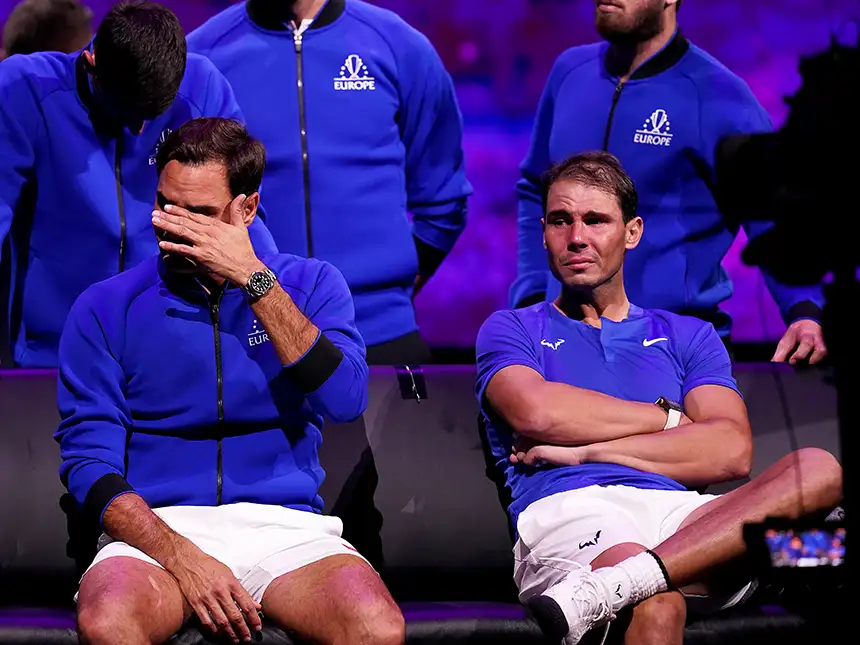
[540,338,565,351]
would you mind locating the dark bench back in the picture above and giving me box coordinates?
[0,364,840,606]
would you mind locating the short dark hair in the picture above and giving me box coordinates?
[542,151,638,223]
[156,118,266,198]
[2,0,92,56]
[92,1,186,119]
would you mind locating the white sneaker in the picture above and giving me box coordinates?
[529,566,615,645]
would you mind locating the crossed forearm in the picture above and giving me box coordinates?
[518,421,750,488]
[584,420,750,487]
[520,380,668,445]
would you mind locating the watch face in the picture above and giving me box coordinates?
[248,271,274,296]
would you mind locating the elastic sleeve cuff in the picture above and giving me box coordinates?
[515,292,546,309]
[285,333,344,393]
[414,235,448,277]
[84,473,134,524]
[785,300,822,325]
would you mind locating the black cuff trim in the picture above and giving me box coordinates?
[84,473,133,524]
[286,333,343,393]
[785,300,822,324]
[414,236,448,278]
[645,549,674,590]
[515,292,546,309]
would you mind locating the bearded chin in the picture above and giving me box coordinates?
[596,8,664,45]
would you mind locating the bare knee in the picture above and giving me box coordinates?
[78,604,147,645]
[347,599,405,645]
[795,447,843,508]
[624,592,686,645]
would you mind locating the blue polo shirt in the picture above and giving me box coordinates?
[476,302,739,528]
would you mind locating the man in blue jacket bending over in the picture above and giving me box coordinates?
[0,0,276,368]
[188,0,472,365]
[56,118,404,645]
[477,151,841,645]
[513,0,826,365]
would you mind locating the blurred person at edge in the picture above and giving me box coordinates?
[188,0,472,365]
[2,0,92,59]
[512,0,826,365]
[0,0,277,367]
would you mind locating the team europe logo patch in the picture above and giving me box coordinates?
[148,127,173,165]
[334,54,376,91]
[634,109,673,147]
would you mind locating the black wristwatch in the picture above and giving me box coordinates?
[655,396,683,429]
[243,267,277,300]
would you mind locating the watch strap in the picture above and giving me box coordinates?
[663,407,682,430]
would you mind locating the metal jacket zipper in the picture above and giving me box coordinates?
[114,136,127,273]
[293,28,314,257]
[210,287,226,505]
[602,81,625,151]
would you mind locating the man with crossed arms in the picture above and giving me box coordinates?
[476,150,842,644]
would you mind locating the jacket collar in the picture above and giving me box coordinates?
[246,0,345,32]
[75,52,112,130]
[604,30,690,80]
[157,257,237,302]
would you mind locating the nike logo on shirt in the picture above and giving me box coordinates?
[643,338,668,347]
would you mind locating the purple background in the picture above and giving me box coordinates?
[2,0,857,347]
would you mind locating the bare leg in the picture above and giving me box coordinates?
[588,544,685,645]
[261,554,405,645]
[654,448,842,588]
[529,449,841,644]
[77,557,190,645]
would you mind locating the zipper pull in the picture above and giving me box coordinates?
[614,81,624,97]
[293,28,303,53]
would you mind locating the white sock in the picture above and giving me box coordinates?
[594,551,669,613]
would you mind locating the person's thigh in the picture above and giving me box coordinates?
[261,554,404,645]
[77,553,189,645]
[514,487,652,603]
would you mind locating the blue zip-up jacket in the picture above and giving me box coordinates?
[55,253,367,522]
[188,0,472,347]
[0,49,278,368]
[512,32,823,334]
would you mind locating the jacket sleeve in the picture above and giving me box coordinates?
[54,290,134,524]
[284,262,368,422]
[0,58,41,264]
[701,78,824,324]
[197,58,280,256]
[398,33,472,277]
[510,59,563,309]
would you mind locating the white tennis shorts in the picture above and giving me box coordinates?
[79,502,367,603]
[514,485,755,614]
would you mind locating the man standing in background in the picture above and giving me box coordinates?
[0,0,94,366]
[1,0,92,58]
[188,0,472,365]
[0,1,277,367]
[512,0,826,365]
